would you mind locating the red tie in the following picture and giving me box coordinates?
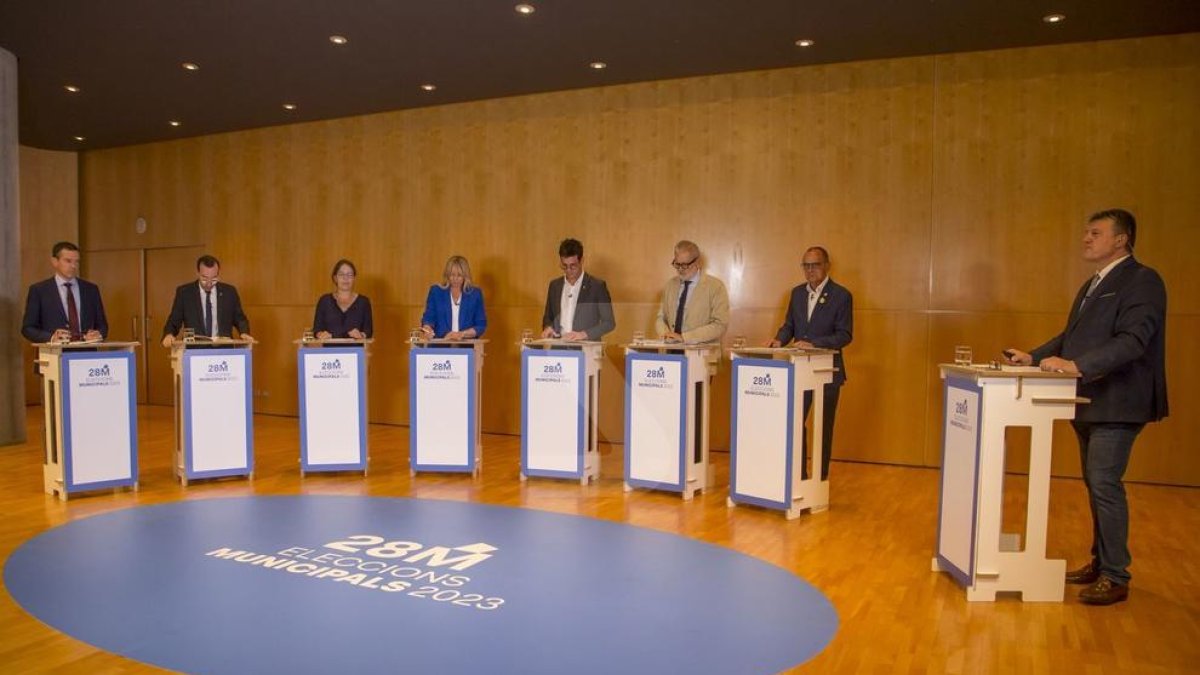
[64,282,81,339]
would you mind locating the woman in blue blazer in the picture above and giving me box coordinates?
[420,255,487,339]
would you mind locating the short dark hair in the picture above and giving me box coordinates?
[52,241,79,258]
[805,246,831,264]
[1089,208,1136,251]
[559,238,584,259]
[196,254,221,270]
[331,258,357,280]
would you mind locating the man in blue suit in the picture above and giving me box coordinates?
[769,246,853,481]
[21,241,108,343]
[1005,209,1168,606]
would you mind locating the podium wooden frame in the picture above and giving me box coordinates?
[623,341,719,500]
[519,339,603,485]
[727,346,838,518]
[932,364,1085,602]
[171,339,255,486]
[35,341,140,500]
[296,338,372,476]
[408,338,487,476]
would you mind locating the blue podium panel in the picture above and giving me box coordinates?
[410,347,477,472]
[936,375,984,587]
[183,348,254,479]
[624,352,687,492]
[730,358,795,511]
[298,346,368,473]
[521,349,585,479]
[61,352,138,492]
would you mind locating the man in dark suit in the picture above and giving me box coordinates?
[769,246,853,481]
[160,254,253,347]
[1006,209,1168,606]
[541,238,615,341]
[21,241,108,343]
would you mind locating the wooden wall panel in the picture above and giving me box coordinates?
[929,35,1200,484]
[76,33,1200,485]
[18,146,77,405]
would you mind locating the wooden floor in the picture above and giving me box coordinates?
[1,406,1198,674]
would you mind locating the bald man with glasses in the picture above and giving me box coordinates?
[655,240,729,344]
[769,246,854,481]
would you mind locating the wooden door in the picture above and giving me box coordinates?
[84,248,147,402]
[145,246,206,406]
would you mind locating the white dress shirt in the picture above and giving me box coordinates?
[451,292,461,332]
[198,281,219,337]
[55,274,82,320]
[806,277,830,321]
[559,275,584,333]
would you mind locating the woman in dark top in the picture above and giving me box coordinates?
[313,259,373,339]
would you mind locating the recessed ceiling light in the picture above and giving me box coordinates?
[329,35,348,45]
[1042,13,1066,23]
[72,136,85,142]
[420,83,437,91]
[64,84,80,93]
[589,61,607,70]
[282,103,297,111]
[168,120,181,127]
[795,39,815,48]
[182,62,200,71]
[515,3,536,14]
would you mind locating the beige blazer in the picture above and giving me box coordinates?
[654,273,730,343]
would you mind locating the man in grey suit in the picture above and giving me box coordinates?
[1006,209,1168,606]
[769,246,853,481]
[541,238,615,341]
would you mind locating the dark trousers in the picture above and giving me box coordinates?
[801,383,841,481]
[1071,421,1143,586]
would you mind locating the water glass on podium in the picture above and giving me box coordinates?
[954,345,973,366]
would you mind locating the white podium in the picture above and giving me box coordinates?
[409,338,486,476]
[171,339,255,485]
[520,339,603,485]
[297,338,371,475]
[623,341,719,500]
[727,346,837,518]
[35,341,139,500]
[932,364,1084,602]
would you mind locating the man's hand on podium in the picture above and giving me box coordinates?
[561,331,588,341]
[162,334,175,348]
[1038,355,1078,374]
[766,338,781,348]
[239,333,255,343]
[541,326,558,339]
[661,331,683,343]
[1002,348,1032,366]
[84,329,103,341]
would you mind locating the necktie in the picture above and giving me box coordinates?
[204,289,214,337]
[1079,273,1101,311]
[64,282,81,339]
[673,280,692,334]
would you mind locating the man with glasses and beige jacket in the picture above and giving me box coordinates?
[654,240,729,344]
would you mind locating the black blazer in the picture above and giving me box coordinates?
[542,273,616,341]
[774,278,853,386]
[21,277,109,343]
[161,281,250,338]
[1031,257,1168,424]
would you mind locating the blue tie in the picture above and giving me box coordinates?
[673,280,691,334]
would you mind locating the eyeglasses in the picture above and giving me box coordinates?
[560,261,581,271]
[335,272,356,279]
[671,257,698,271]
[801,262,826,270]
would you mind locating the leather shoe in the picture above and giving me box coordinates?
[1065,560,1100,585]
[1079,577,1128,606]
